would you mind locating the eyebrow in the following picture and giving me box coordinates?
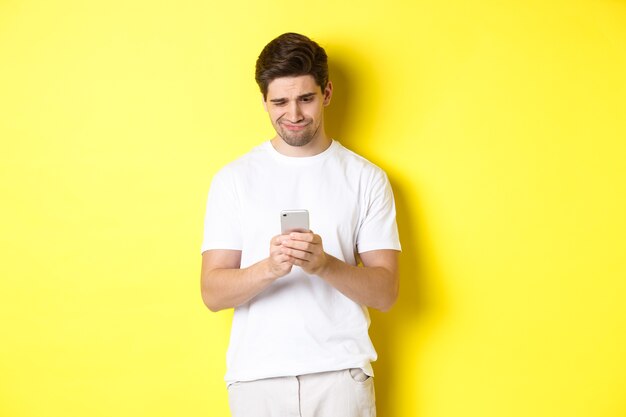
[269,92,317,103]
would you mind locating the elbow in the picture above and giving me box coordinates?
[377,302,395,313]
[200,268,230,312]
[201,292,225,312]
[202,299,220,313]
[374,275,399,312]
[376,291,398,312]
[200,280,225,312]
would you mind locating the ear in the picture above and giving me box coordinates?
[323,81,333,107]
[262,95,268,112]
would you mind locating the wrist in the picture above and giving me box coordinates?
[252,259,279,283]
[315,253,332,277]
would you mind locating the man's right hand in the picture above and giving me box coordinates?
[200,235,295,312]
[266,234,294,278]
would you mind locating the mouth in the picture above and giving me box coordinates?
[281,121,310,131]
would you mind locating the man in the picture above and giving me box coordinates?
[200,32,401,417]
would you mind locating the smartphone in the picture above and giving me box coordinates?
[280,209,310,234]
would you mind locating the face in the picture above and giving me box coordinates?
[263,75,332,147]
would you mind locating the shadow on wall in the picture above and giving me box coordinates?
[325,59,351,144]
[369,181,430,417]
[326,54,444,417]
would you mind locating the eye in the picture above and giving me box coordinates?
[301,96,314,103]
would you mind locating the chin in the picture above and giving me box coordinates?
[280,134,314,147]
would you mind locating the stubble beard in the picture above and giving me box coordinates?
[276,120,320,147]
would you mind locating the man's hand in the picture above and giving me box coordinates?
[280,231,328,275]
[267,234,295,278]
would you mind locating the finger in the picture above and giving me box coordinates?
[292,232,322,244]
[271,246,287,256]
[289,232,315,242]
[281,239,314,252]
[272,235,291,246]
[272,252,292,262]
[286,256,308,267]
[282,247,311,261]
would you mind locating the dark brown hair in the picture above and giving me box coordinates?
[255,33,328,100]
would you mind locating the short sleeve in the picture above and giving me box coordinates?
[356,170,402,253]
[201,168,243,253]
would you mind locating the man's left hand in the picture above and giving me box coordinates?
[280,231,328,275]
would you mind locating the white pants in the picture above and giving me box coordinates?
[227,368,376,417]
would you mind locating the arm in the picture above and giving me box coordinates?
[200,236,294,312]
[280,232,399,312]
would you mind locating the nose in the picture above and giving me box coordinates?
[286,101,304,123]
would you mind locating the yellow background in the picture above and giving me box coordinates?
[1,0,625,416]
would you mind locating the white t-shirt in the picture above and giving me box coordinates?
[202,140,401,384]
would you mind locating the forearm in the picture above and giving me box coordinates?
[317,254,398,312]
[201,259,275,312]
